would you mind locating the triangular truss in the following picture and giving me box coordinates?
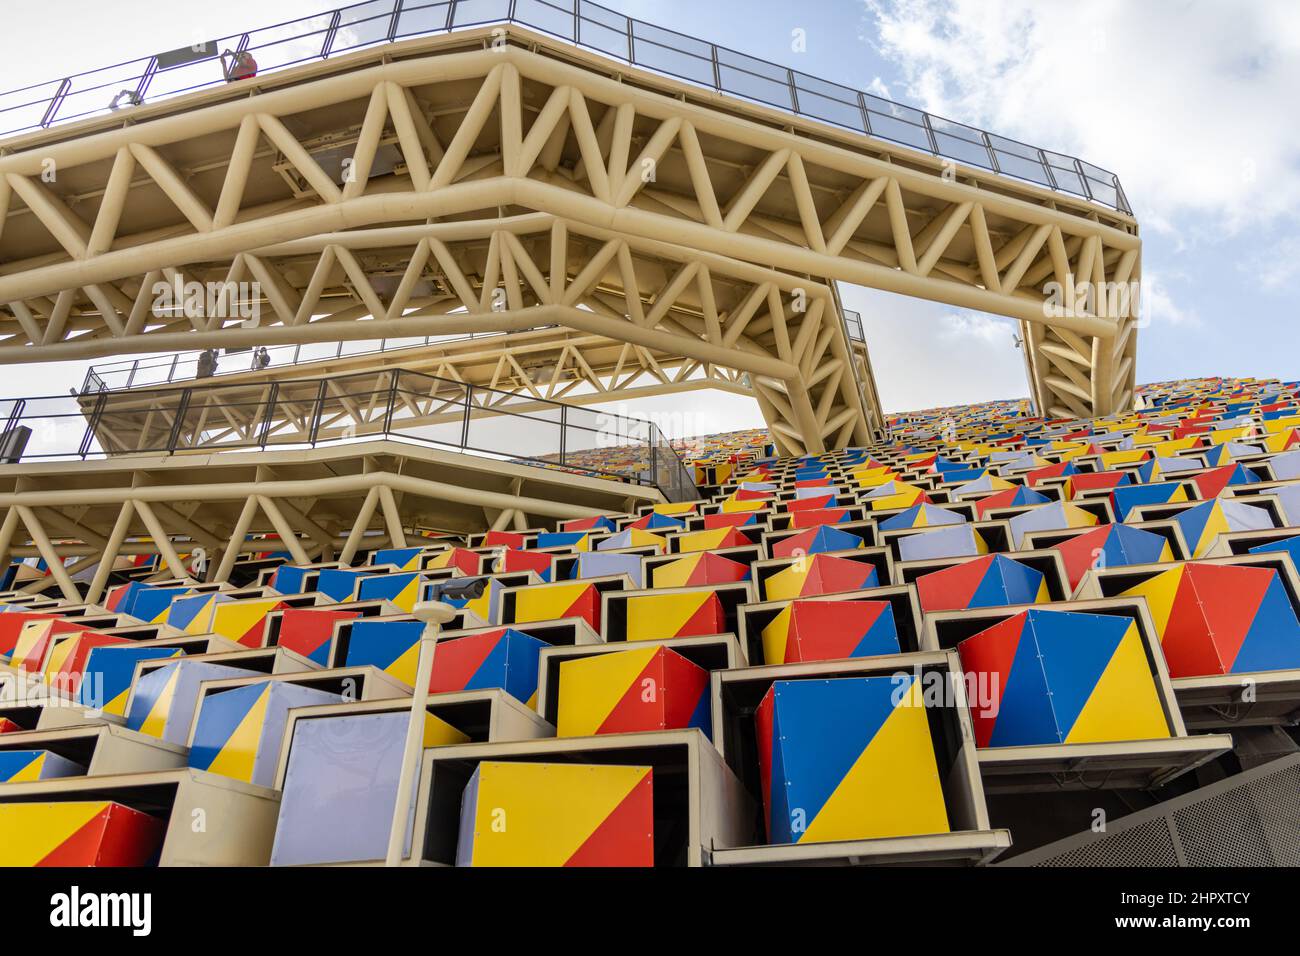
[0,27,1142,449]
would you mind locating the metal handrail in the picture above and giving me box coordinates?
[0,0,1129,213]
[2,366,699,502]
[79,325,558,393]
[83,313,864,394]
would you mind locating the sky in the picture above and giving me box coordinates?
[2,0,1299,437]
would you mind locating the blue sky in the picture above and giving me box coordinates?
[4,0,1298,429]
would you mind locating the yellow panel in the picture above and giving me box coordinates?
[512,583,591,623]
[423,711,469,747]
[0,802,108,866]
[137,666,181,739]
[625,591,710,641]
[759,604,794,665]
[9,752,47,782]
[204,685,271,782]
[556,646,658,737]
[211,599,283,642]
[1119,566,1182,636]
[673,528,734,553]
[41,636,79,683]
[465,762,649,866]
[1066,624,1171,744]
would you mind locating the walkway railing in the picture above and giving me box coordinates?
[79,326,558,393]
[2,367,699,502]
[0,0,1129,213]
[81,311,864,393]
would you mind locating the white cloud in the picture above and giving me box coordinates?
[940,312,1018,344]
[862,0,1300,234]
[1246,236,1300,291]
[1138,271,1201,328]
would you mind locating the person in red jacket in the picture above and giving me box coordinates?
[221,49,258,82]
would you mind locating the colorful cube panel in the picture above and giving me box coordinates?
[760,600,899,665]
[897,525,987,561]
[456,762,654,867]
[41,631,130,694]
[6,618,89,672]
[771,525,865,558]
[166,592,233,633]
[764,553,878,600]
[355,571,422,612]
[429,628,547,707]
[756,677,949,845]
[126,659,254,745]
[578,552,643,587]
[273,607,360,665]
[557,645,709,737]
[1121,563,1300,676]
[79,644,183,716]
[915,554,1048,613]
[958,609,1171,747]
[623,590,726,641]
[0,749,84,782]
[651,552,749,588]
[0,802,166,866]
[1052,524,1173,591]
[509,581,602,631]
[210,598,292,648]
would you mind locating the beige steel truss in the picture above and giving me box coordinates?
[0,25,1140,450]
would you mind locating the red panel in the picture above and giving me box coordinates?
[275,608,360,659]
[754,686,776,839]
[803,554,876,597]
[482,531,526,549]
[974,487,1020,520]
[915,556,993,613]
[564,771,654,867]
[1190,466,1237,500]
[791,509,850,529]
[702,513,761,530]
[675,593,726,637]
[660,648,709,729]
[1053,526,1111,591]
[500,549,554,579]
[429,631,504,694]
[786,495,835,512]
[562,587,601,631]
[0,613,57,658]
[38,804,166,867]
[956,614,1024,748]
[685,553,750,587]
[787,600,890,663]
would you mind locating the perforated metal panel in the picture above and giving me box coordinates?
[1032,819,1180,867]
[1004,755,1300,867]
[1172,761,1300,866]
